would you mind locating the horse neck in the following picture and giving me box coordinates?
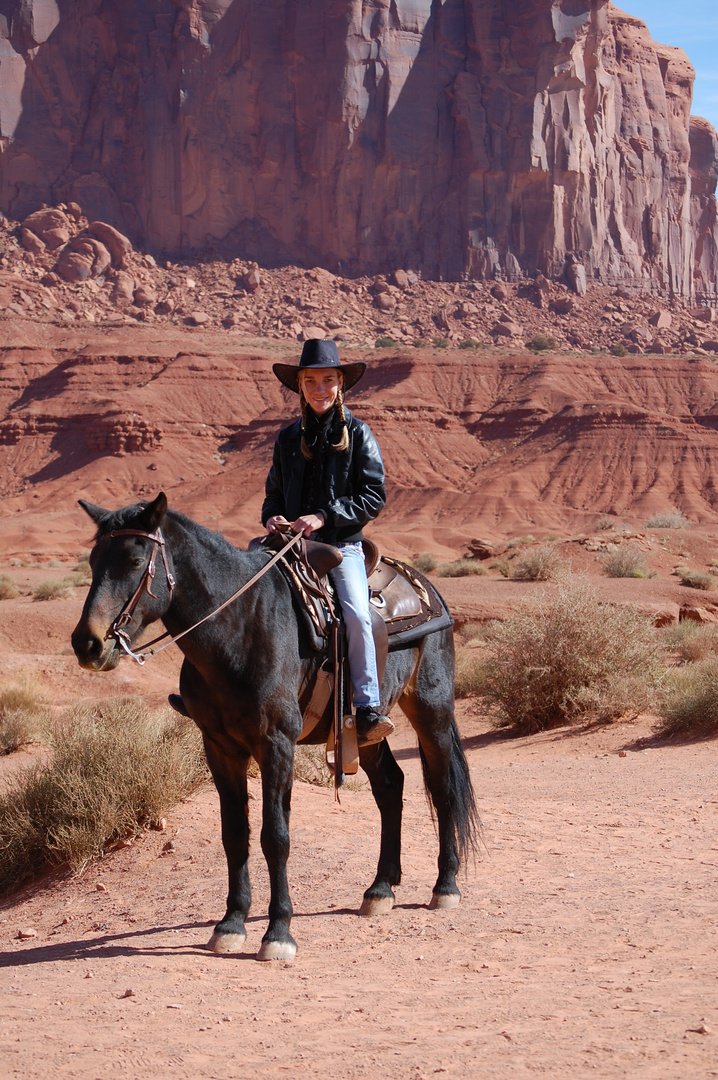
[160,512,252,624]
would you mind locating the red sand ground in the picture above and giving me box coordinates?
[1,707,717,1080]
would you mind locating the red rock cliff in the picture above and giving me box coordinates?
[0,1,715,299]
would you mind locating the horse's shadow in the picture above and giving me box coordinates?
[0,902,432,968]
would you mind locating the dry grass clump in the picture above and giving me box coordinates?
[676,567,713,591]
[644,510,689,529]
[511,543,562,582]
[601,544,651,579]
[33,578,72,601]
[0,699,209,895]
[663,621,718,663]
[454,648,487,698]
[0,575,19,600]
[595,516,623,532]
[656,657,718,738]
[436,559,488,578]
[0,679,48,756]
[478,581,663,733]
[413,553,438,574]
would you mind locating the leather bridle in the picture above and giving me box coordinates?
[95,525,303,665]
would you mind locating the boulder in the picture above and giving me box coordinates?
[391,269,410,290]
[56,237,111,282]
[467,538,496,561]
[111,271,135,306]
[241,268,261,293]
[21,208,71,251]
[649,310,672,330]
[20,228,45,254]
[550,296,574,315]
[680,606,718,625]
[376,293,396,312]
[491,320,521,337]
[133,284,157,308]
[86,222,132,265]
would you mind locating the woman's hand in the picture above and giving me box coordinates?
[291,513,325,537]
[266,515,290,533]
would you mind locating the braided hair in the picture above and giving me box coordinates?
[299,378,349,459]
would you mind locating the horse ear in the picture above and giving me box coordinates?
[78,499,109,523]
[139,492,168,533]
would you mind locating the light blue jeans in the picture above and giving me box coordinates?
[329,542,380,708]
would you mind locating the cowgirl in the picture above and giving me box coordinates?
[263,339,394,746]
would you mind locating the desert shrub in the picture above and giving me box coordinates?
[595,516,622,532]
[458,339,480,350]
[375,337,396,349]
[293,745,333,787]
[413,553,438,574]
[437,559,488,578]
[490,559,511,578]
[644,510,689,529]
[601,544,650,579]
[457,621,499,644]
[478,581,663,733]
[656,657,718,737]
[506,535,536,549]
[412,338,427,348]
[610,343,627,357]
[663,621,718,663]
[0,699,209,894]
[0,575,19,600]
[454,648,487,699]
[0,679,47,755]
[432,336,449,349]
[511,543,561,582]
[33,578,71,601]
[676,567,713,591]
[527,334,557,353]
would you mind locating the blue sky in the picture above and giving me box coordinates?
[619,2,718,130]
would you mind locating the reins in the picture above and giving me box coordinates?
[99,527,304,665]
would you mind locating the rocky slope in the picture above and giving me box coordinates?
[4,313,718,560]
[0,1,715,300]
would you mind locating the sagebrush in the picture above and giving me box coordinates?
[657,657,718,738]
[0,679,47,755]
[511,544,562,581]
[644,510,689,529]
[663,621,718,663]
[478,581,663,733]
[0,699,209,894]
[437,559,487,578]
[676,567,713,591]
[601,544,650,579]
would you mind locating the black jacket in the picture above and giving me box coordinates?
[261,407,386,544]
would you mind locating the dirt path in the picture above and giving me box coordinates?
[1,708,717,1080]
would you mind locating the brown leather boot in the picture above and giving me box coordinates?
[355,706,395,746]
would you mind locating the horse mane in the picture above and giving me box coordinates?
[92,502,241,557]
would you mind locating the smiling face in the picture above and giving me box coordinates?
[298,368,342,415]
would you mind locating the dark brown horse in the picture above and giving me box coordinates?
[71,493,479,961]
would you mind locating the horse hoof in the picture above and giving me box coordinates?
[429,892,461,910]
[256,940,297,963]
[207,931,247,954]
[359,895,395,917]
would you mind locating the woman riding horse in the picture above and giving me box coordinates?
[262,338,394,747]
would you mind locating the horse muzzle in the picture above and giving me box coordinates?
[71,622,122,671]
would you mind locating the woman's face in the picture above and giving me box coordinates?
[299,369,342,415]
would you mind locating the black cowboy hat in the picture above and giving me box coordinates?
[272,339,366,394]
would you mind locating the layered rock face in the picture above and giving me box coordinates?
[0,1,716,299]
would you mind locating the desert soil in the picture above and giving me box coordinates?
[1,696,717,1080]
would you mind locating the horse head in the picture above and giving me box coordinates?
[71,492,174,670]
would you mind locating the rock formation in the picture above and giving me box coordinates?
[0,1,716,300]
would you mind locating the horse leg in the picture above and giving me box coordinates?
[358,740,404,916]
[203,739,252,954]
[256,732,297,962]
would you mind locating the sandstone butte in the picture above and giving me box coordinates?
[0,1,715,303]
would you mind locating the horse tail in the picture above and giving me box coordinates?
[418,718,481,867]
